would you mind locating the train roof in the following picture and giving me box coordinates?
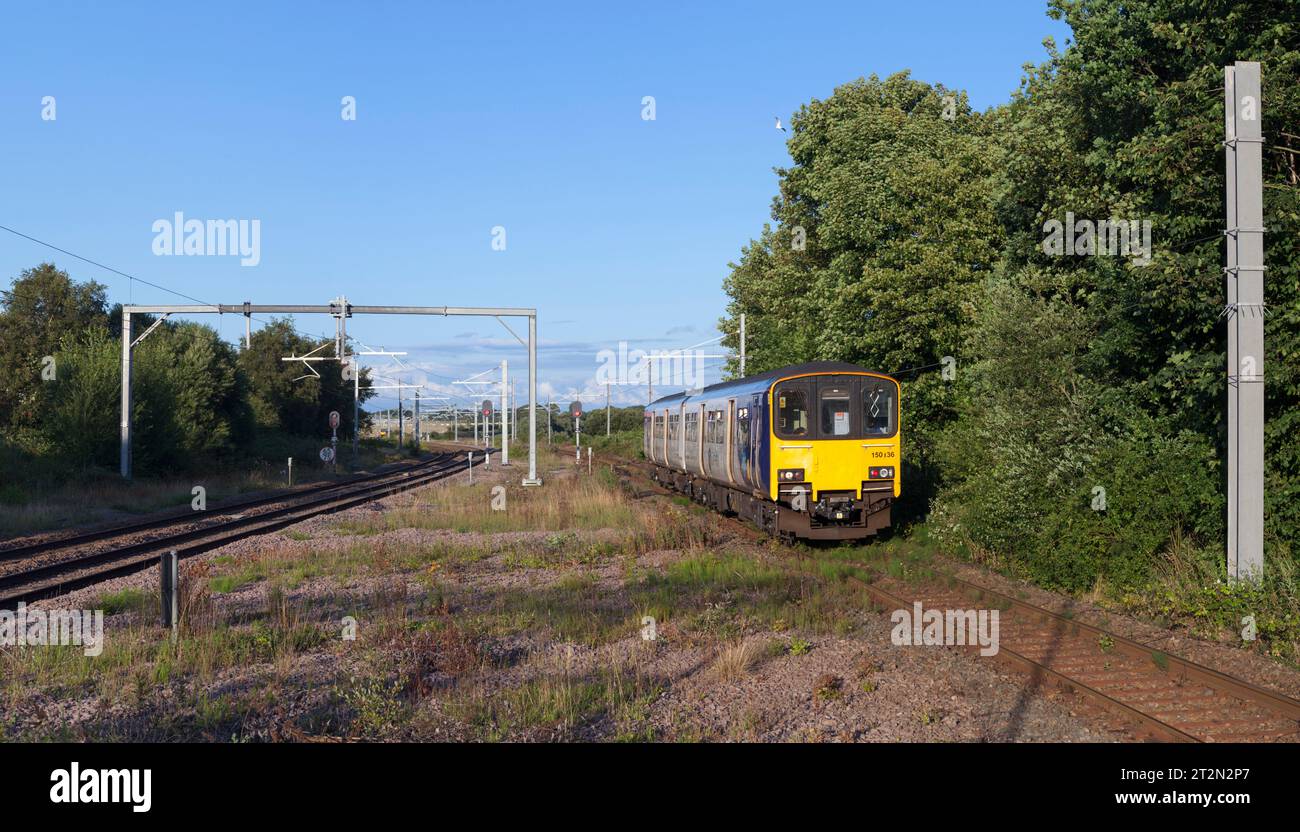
[647,361,892,408]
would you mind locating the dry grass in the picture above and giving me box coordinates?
[0,568,331,728]
[0,447,872,742]
[0,469,296,537]
[335,471,636,535]
[0,438,432,539]
[447,650,661,741]
[711,639,762,682]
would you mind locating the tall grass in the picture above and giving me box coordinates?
[336,475,638,535]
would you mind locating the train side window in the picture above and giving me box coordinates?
[685,411,698,442]
[862,382,896,436]
[736,410,750,448]
[819,385,853,437]
[776,389,808,437]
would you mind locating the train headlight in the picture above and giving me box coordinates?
[779,468,804,481]
[868,466,894,479]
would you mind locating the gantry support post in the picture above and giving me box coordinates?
[1225,61,1266,583]
[500,360,509,465]
[120,311,133,478]
[524,314,540,485]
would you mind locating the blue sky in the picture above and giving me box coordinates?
[0,1,1069,411]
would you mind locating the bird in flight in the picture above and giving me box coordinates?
[774,116,787,132]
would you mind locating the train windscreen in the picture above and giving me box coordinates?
[862,380,896,437]
[776,390,809,436]
[818,385,853,437]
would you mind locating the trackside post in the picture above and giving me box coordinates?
[161,550,179,637]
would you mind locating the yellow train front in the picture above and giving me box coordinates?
[643,361,900,541]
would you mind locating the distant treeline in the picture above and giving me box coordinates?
[0,263,375,475]
[718,1,1300,592]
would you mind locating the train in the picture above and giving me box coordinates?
[643,361,900,541]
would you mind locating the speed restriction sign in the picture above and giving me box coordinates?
[329,411,341,430]
[320,447,335,463]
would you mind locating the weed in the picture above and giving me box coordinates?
[97,588,151,616]
[340,675,406,738]
[813,673,842,701]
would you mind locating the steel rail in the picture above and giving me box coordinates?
[928,569,1300,724]
[0,453,477,607]
[0,454,456,562]
[847,574,1200,742]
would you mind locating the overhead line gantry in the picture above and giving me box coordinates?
[119,301,542,487]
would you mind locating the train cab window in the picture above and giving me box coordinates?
[862,381,897,436]
[818,385,853,437]
[776,390,809,437]
[736,409,750,448]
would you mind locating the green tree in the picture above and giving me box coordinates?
[719,72,1002,515]
[238,318,374,439]
[40,319,254,473]
[0,263,108,429]
[936,0,1300,584]
[37,329,120,467]
[717,1,1300,586]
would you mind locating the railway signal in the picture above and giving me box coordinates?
[481,399,494,448]
[327,410,340,472]
[570,400,582,455]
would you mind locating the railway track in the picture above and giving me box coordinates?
[848,568,1300,743]
[609,453,1300,743]
[0,453,457,561]
[0,450,479,608]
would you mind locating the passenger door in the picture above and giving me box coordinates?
[772,381,813,500]
[725,400,735,484]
